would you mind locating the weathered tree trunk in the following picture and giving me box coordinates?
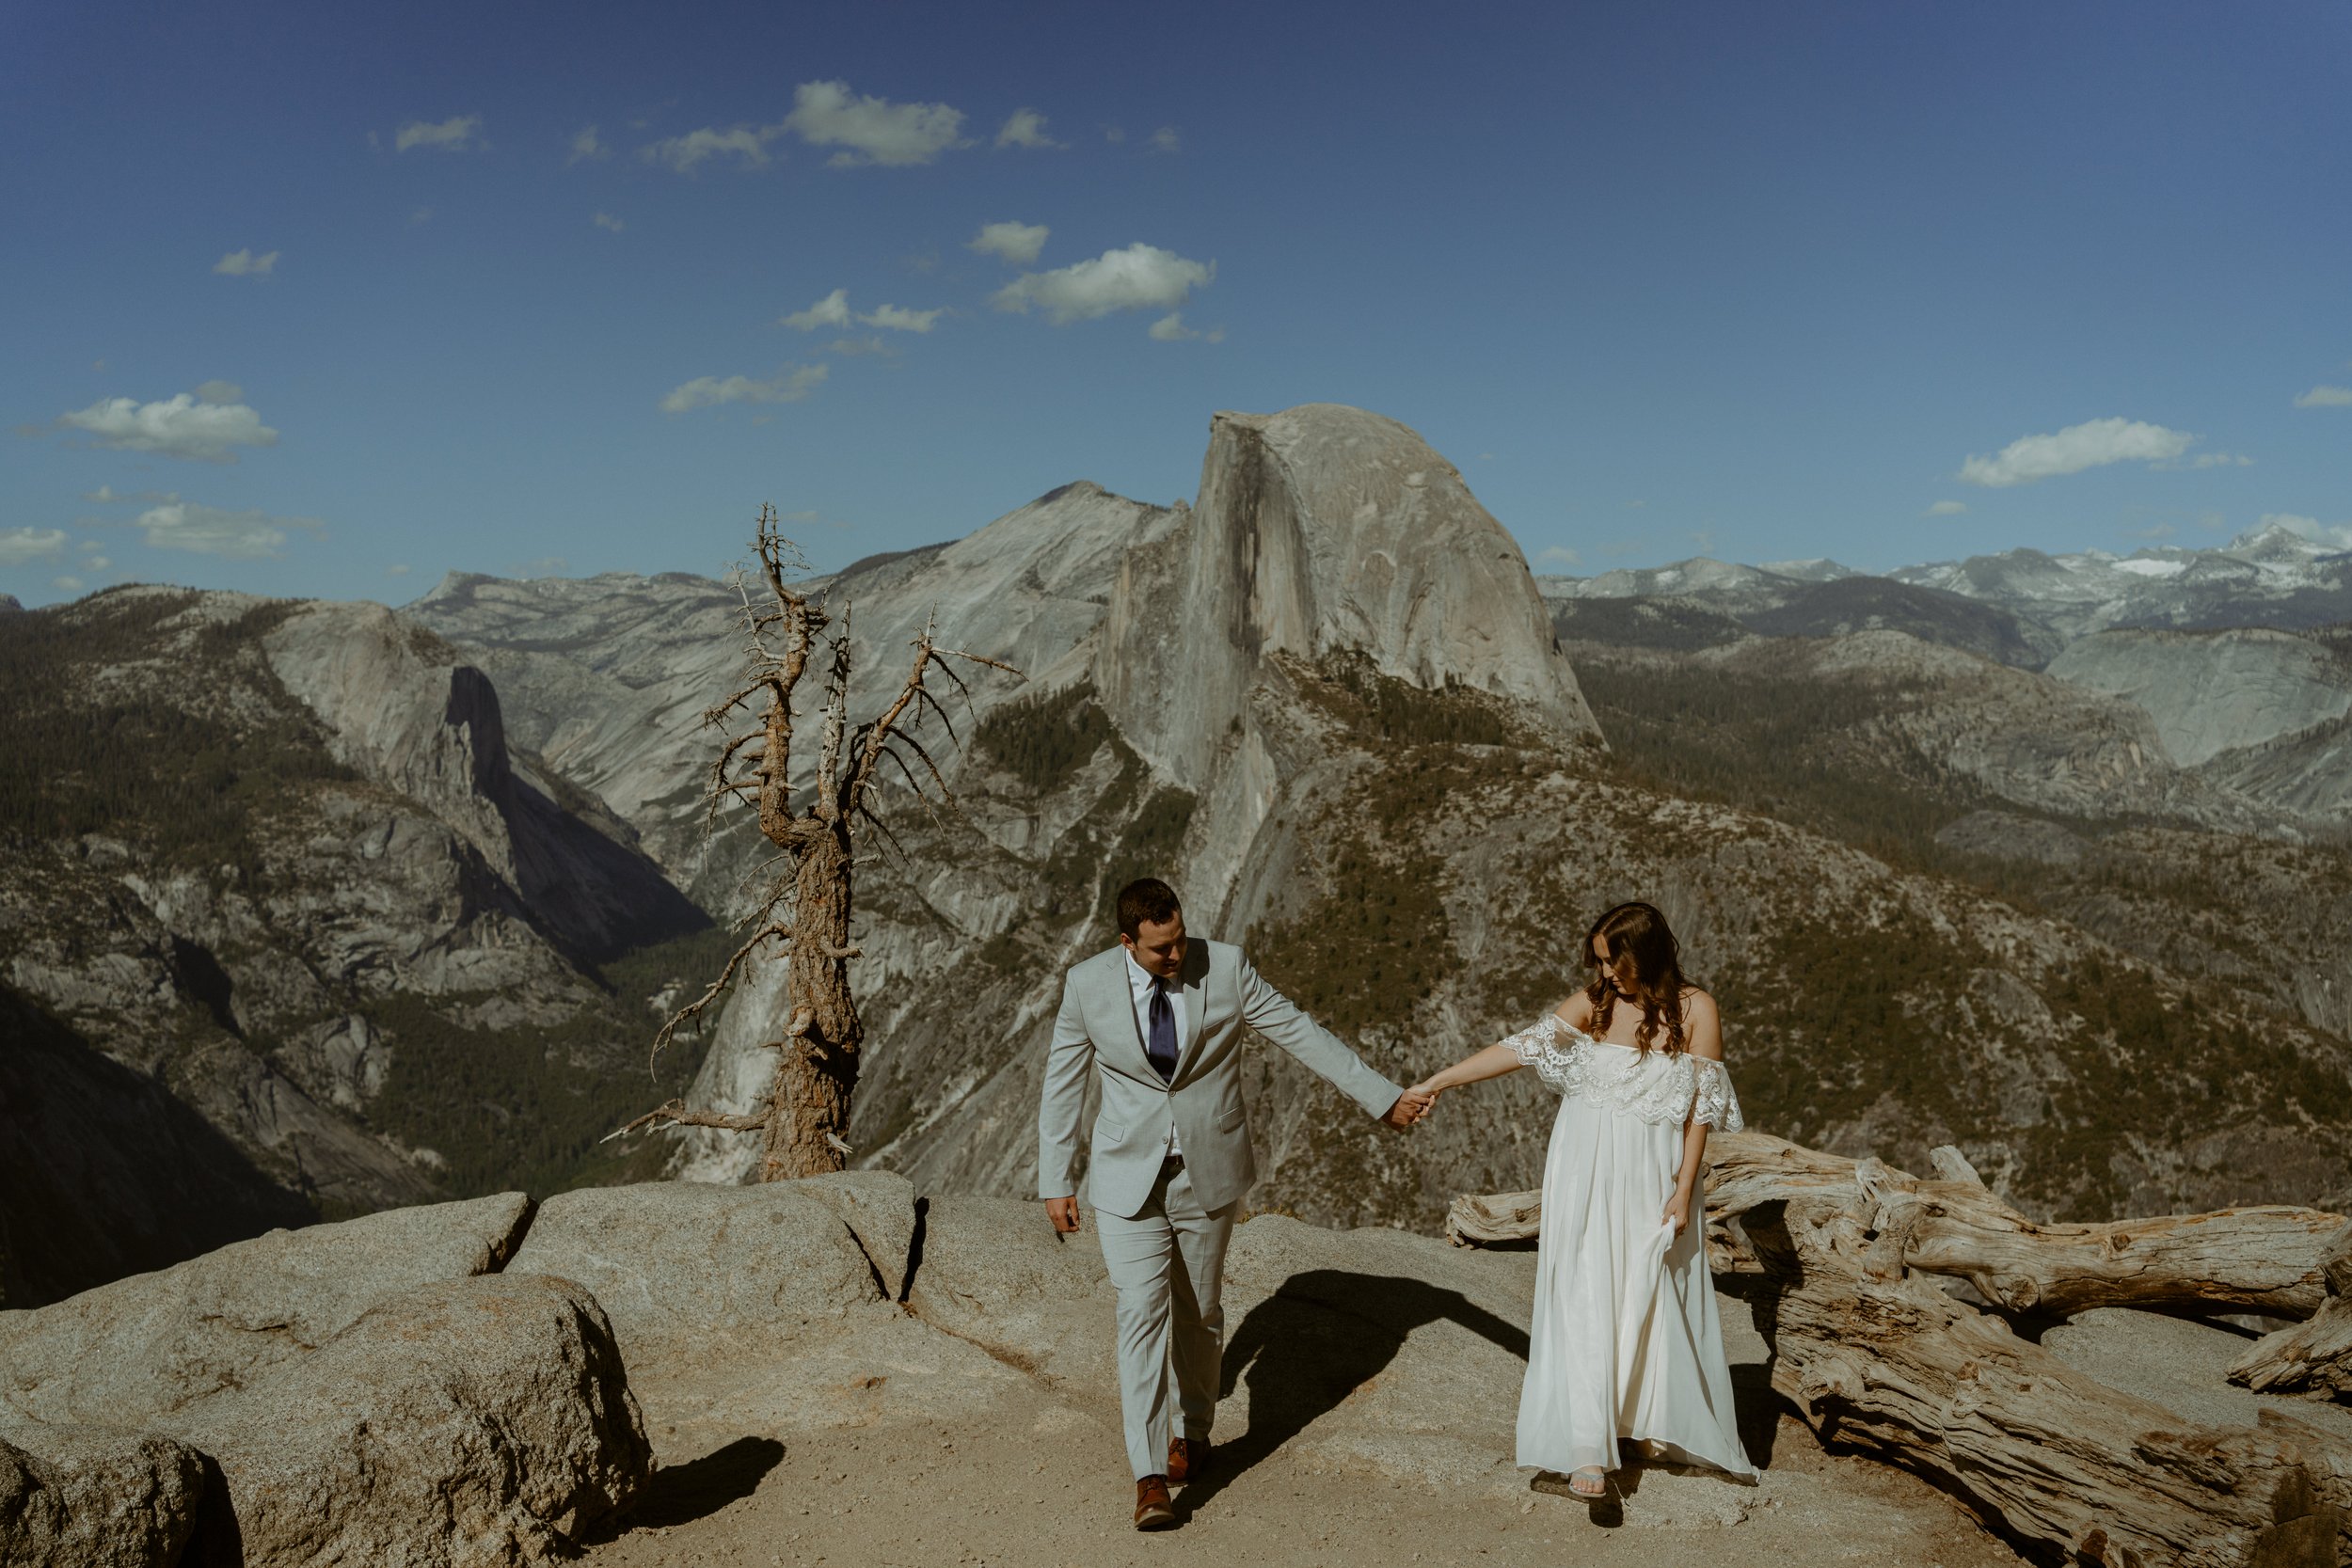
[2231,1220,2352,1398]
[2233,1299,2352,1398]
[1767,1185,2340,1567]
[765,823,861,1180]
[1452,1132,2341,1318]
[612,509,1012,1178]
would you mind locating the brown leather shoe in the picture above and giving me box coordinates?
[1168,1436,1210,1485]
[1134,1475,1177,1529]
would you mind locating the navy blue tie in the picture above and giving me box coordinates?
[1147,978,1178,1083]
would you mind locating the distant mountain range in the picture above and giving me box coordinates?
[1540,524,2352,657]
[6,408,2348,1309]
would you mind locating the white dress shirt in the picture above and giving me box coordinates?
[1125,952,1185,1158]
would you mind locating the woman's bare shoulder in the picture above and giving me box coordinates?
[1552,989,1595,1028]
[1679,988,1724,1059]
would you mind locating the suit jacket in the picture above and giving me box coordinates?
[1037,938,1404,1218]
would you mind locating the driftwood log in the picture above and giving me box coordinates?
[1450,1132,2352,1567]
[2233,1222,2352,1398]
[1450,1131,2341,1318]
[1768,1180,2340,1567]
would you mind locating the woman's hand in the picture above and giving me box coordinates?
[1661,1188,1693,1236]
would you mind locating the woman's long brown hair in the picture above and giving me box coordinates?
[1581,901,1690,1055]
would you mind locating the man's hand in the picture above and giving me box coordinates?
[1045,1196,1083,1234]
[1381,1085,1438,1130]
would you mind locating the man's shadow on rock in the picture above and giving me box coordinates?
[1176,1271,1529,1520]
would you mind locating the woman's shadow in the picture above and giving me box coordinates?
[1175,1269,1530,1520]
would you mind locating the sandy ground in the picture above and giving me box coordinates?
[583,1308,2025,1568]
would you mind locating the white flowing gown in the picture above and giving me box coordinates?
[1504,1013,1757,1481]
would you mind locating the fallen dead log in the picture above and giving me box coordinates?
[1767,1183,2341,1568]
[1450,1131,2341,1319]
[2235,1299,2352,1397]
[2232,1222,2352,1397]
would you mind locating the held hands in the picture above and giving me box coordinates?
[1382,1082,1442,1130]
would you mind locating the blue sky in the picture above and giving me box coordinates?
[5,0,2347,608]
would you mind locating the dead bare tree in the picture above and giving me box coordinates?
[609,505,1015,1179]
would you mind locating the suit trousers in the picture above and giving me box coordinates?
[1095,1157,1235,1479]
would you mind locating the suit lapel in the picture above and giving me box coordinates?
[1171,941,1211,1082]
[1101,949,1156,1077]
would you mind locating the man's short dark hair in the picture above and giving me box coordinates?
[1116,878,1183,941]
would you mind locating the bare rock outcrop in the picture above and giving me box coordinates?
[0,1192,530,1428]
[262,600,705,962]
[505,1182,885,1364]
[162,1274,649,1567]
[0,1424,206,1568]
[1096,404,1597,788]
[2049,626,2352,768]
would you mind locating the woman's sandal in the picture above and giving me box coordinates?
[1568,1466,1609,1498]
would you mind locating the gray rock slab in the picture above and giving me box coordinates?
[789,1169,919,1298]
[163,1273,648,1567]
[0,1192,532,1427]
[903,1195,1111,1382]
[506,1181,882,1365]
[0,1423,206,1568]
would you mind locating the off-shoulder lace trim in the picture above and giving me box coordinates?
[1501,1014,1743,1131]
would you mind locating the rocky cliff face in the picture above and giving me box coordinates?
[0,589,708,1303]
[406,482,1176,893]
[2048,626,2352,768]
[1098,405,1595,783]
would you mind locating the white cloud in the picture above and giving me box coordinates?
[970,220,1049,265]
[781,290,940,333]
[569,125,608,164]
[213,248,278,277]
[1957,418,2197,487]
[660,364,829,413]
[411,206,433,225]
[861,303,942,333]
[0,528,68,565]
[995,109,1063,150]
[1104,125,1126,144]
[395,115,482,153]
[2180,451,2254,468]
[53,577,85,594]
[1924,499,1968,516]
[780,288,853,331]
[386,563,411,577]
[824,336,898,357]
[782,80,965,166]
[1150,126,1182,154]
[58,392,278,463]
[194,379,244,405]
[2260,513,2352,548]
[135,500,324,557]
[1143,309,1223,341]
[593,211,626,232]
[992,243,1215,325]
[1537,546,1582,569]
[2294,385,2352,408]
[642,125,772,173]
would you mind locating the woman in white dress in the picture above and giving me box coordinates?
[1410,901,1756,1498]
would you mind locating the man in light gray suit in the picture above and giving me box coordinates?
[1039,877,1435,1529]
